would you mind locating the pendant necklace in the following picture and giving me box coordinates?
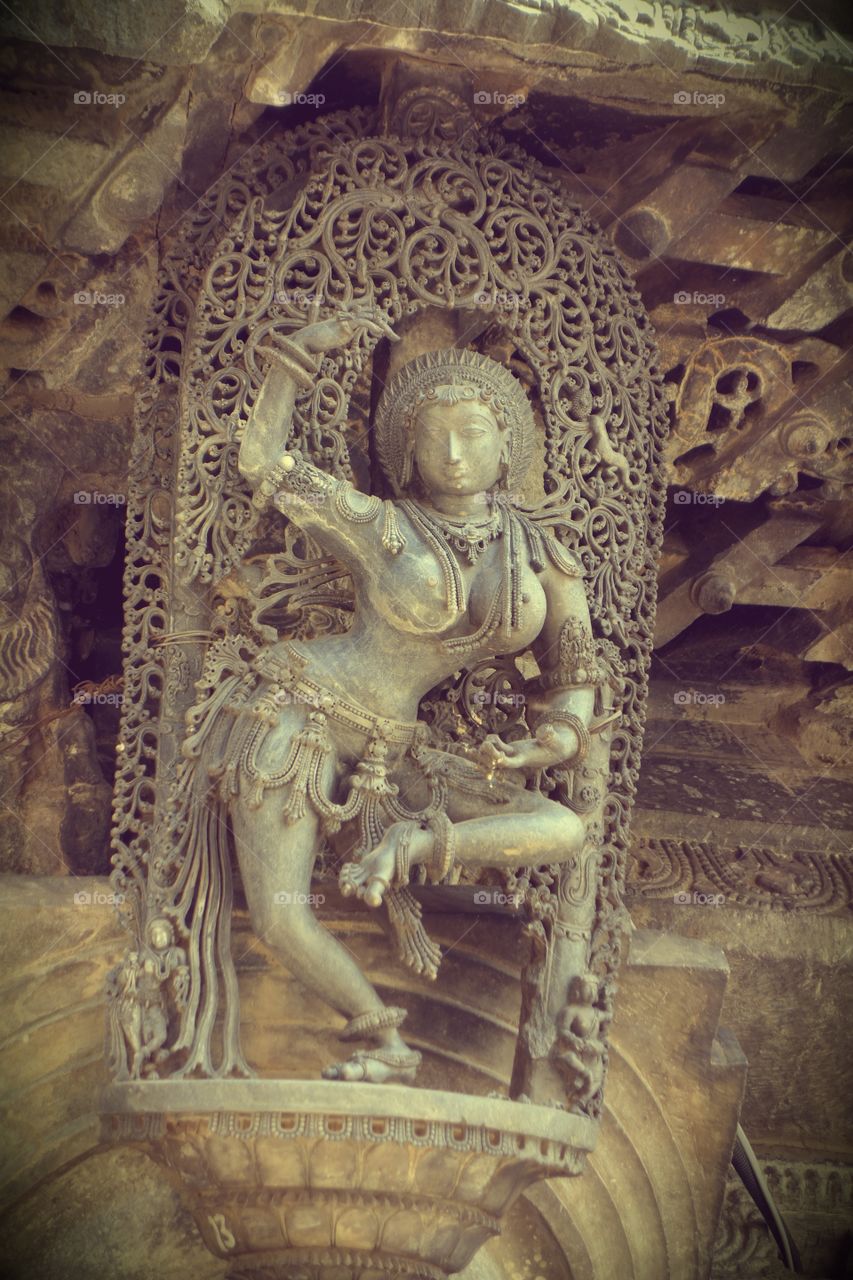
[400,498,524,657]
[423,504,502,566]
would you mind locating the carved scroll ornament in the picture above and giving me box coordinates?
[108,106,668,1122]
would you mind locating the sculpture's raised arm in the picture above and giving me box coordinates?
[238,306,402,565]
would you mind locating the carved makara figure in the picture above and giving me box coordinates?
[164,303,619,1088]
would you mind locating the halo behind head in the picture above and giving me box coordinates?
[374,349,535,496]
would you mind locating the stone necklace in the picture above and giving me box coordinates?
[399,497,525,657]
[422,504,503,566]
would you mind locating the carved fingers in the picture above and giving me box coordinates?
[297,302,398,354]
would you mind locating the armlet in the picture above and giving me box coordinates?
[538,617,604,691]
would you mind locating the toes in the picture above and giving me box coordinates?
[339,866,364,898]
[322,1058,368,1082]
[363,877,387,908]
[337,1060,366,1081]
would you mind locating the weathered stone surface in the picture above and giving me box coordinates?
[0,7,850,1277]
[766,247,853,331]
[0,0,230,65]
[64,97,189,255]
[0,877,743,1279]
[626,673,853,1177]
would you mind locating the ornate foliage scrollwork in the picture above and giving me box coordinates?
[111,107,667,1094]
[628,836,853,913]
[109,108,380,1052]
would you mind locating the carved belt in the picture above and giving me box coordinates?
[249,644,427,749]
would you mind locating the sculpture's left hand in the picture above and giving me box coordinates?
[477,727,579,775]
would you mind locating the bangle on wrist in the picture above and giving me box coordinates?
[270,335,321,390]
[533,711,591,766]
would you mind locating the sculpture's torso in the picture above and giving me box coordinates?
[269,504,549,722]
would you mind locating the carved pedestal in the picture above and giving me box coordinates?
[102,1081,596,1279]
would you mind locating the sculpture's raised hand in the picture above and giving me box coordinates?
[291,302,398,355]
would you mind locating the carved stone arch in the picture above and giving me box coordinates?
[112,109,668,1105]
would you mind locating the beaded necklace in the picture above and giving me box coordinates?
[421,505,502,566]
[400,497,527,657]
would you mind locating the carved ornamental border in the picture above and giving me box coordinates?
[111,105,669,1092]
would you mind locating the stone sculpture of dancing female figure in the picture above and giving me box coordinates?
[181,305,611,1085]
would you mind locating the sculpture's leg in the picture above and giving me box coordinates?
[229,796,420,1083]
[124,1009,143,1079]
[142,1007,168,1073]
[341,795,584,907]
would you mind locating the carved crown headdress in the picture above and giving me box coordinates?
[374,348,536,496]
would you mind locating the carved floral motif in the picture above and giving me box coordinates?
[109,104,668,1119]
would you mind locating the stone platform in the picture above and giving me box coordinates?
[102,1080,597,1279]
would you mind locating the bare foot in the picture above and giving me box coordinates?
[322,1046,421,1084]
[340,822,426,907]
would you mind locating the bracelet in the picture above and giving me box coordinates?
[271,334,321,390]
[257,462,290,501]
[268,450,336,504]
[426,813,456,885]
[533,711,591,767]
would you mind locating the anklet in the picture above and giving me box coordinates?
[340,1004,407,1042]
[395,822,416,886]
[426,812,456,884]
[533,710,591,766]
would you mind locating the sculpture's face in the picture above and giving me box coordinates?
[413,392,505,499]
[148,921,172,951]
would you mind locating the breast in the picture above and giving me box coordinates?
[467,558,547,653]
[362,529,547,652]
[363,545,464,636]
